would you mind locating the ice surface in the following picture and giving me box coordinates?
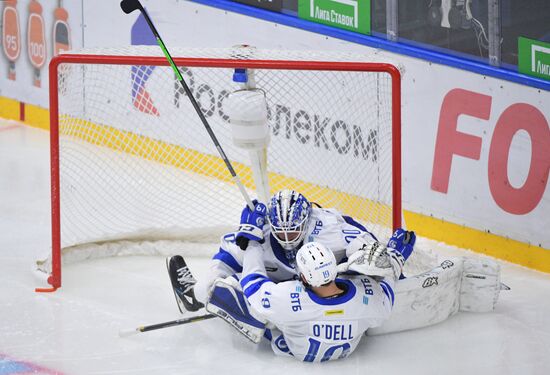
[1,121,549,374]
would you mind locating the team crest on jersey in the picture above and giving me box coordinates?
[363,296,369,305]
[324,309,344,316]
[295,286,302,293]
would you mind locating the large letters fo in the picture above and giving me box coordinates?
[432,88,550,215]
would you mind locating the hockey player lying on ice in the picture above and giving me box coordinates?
[238,240,401,362]
[167,189,505,362]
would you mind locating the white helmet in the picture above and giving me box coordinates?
[267,189,311,255]
[296,242,337,287]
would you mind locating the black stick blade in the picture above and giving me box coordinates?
[120,0,142,14]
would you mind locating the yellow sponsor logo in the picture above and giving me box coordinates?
[324,309,344,316]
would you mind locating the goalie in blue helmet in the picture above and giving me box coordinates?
[267,189,312,264]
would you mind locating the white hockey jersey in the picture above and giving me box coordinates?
[240,245,395,362]
[212,207,376,282]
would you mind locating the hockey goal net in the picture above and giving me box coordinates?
[38,46,401,291]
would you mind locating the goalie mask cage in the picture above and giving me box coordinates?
[39,46,401,292]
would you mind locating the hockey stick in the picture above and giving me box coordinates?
[120,0,254,210]
[119,313,216,337]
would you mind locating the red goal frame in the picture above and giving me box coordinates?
[39,53,402,292]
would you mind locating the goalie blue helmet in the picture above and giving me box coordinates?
[267,189,312,258]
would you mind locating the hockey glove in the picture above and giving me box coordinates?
[338,238,404,280]
[236,200,267,250]
[387,228,416,261]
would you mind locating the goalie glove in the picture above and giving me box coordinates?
[338,236,404,280]
[236,200,267,250]
[387,228,416,261]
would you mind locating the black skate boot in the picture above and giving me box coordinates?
[166,255,204,313]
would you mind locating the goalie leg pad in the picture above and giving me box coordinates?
[459,258,502,312]
[368,256,505,336]
[206,277,266,343]
[368,258,463,335]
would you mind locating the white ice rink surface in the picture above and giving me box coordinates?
[1,121,550,374]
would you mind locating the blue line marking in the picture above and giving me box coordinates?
[0,358,32,374]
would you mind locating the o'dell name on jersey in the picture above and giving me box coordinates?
[311,322,356,341]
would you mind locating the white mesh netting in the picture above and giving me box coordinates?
[40,46,402,275]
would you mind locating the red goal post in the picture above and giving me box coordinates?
[39,47,402,292]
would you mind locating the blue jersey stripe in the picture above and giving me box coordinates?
[306,279,357,306]
[213,249,243,273]
[342,215,378,241]
[379,283,392,305]
[264,328,273,341]
[243,278,273,298]
[380,281,395,306]
[240,272,268,289]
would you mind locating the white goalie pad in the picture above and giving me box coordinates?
[368,257,503,336]
[368,258,462,335]
[459,257,502,312]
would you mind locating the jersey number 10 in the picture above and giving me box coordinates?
[304,338,351,362]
